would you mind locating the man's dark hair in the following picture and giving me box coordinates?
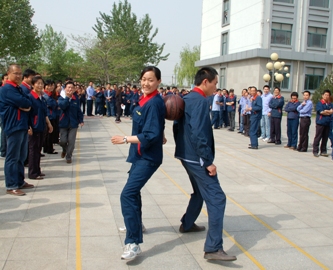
[263,85,270,89]
[166,86,170,90]
[45,79,55,86]
[258,89,263,95]
[291,92,298,98]
[64,81,75,87]
[194,66,218,86]
[303,90,311,96]
[323,89,331,96]
[274,87,281,92]
[229,88,234,92]
[65,77,73,82]
[1,73,7,80]
[250,86,258,91]
[22,69,36,79]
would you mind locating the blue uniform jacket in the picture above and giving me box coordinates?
[127,93,165,166]
[58,95,84,128]
[269,96,284,118]
[43,92,58,120]
[284,101,300,119]
[29,91,48,132]
[226,95,236,112]
[131,91,139,105]
[94,92,104,103]
[316,100,332,126]
[0,81,32,136]
[20,82,31,95]
[250,95,262,119]
[175,90,215,167]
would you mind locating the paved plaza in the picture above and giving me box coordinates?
[0,116,332,270]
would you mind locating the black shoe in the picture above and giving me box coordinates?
[313,153,320,157]
[204,250,237,261]
[228,129,234,132]
[248,146,258,149]
[320,152,329,157]
[237,131,242,134]
[179,223,206,233]
[267,140,275,143]
[298,149,307,152]
[275,141,281,145]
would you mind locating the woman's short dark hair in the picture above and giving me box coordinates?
[140,66,161,81]
[194,66,218,86]
[31,76,44,86]
[274,87,281,92]
[291,92,298,98]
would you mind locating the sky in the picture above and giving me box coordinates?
[29,0,203,85]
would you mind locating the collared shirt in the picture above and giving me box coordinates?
[211,94,220,111]
[261,92,273,115]
[86,86,95,100]
[297,100,313,117]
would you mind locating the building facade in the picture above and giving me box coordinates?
[196,0,333,96]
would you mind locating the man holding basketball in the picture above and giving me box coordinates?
[174,66,237,261]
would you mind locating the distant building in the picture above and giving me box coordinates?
[196,0,333,96]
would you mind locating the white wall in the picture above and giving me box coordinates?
[200,0,223,60]
[228,0,263,54]
[200,0,264,60]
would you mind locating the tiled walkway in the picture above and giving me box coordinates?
[1,116,332,270]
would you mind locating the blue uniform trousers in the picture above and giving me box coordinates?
[180,160,226,252]
[286,118,299,148]
[121,160,159,245]
[250,115,261,147]
[5,130,28,189]
[211,111,220,129]
[106,101,113,116]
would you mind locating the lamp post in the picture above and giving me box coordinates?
[263,53,290,90]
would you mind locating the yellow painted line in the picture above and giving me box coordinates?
[238,148,333,187]
[113,121,264,269]
[159,167,265,270]
[76,131,82,270]
[227,196,329,270]
[162,148,329,269]
[216,148,333,202]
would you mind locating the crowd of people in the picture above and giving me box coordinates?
[208,85,333,158]
[0,65,83,196]
[1,63,332,263]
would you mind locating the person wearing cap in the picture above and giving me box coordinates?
[58,81,84,164]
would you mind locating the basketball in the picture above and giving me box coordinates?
[163,94,185,121]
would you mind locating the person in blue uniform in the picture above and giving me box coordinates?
[58,81,84,164]
[28,76,53,179]
[0,64,34,196]
[43,80,58,154]
[226,89,236,131]
[246,86,262,149]
[111,66,166,261]
[296,91,313,152]
[268,87,284,145]
[94,86,104,116]
[312,89,333,157]
[284,92,300,150]
[175,66,237,262]
[130,85,139,118]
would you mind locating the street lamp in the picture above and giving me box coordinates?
[263,53,290,89]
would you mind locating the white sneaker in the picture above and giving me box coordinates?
[263,138,269,142]
[258,136,263,140]
[119,223,146,233]
[121,243,141,260]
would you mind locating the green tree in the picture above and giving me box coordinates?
[174,45,200,87]
[36,25,83,81]
[0,0,40,60]
[312,73,333,109]
[92,0,169,81]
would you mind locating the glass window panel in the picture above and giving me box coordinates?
[281,24,292,31]
[273,0,294,3]
[314,68,324,76]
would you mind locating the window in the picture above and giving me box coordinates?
[268,65,291,90]
[221,32,228,55]
[223,0,230,25]
[304,67,325,91]
[271,23,292,45]
[220,68,226,89]
[308,27,327,48]
[310,0,329,8]
[273,0,294,3]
